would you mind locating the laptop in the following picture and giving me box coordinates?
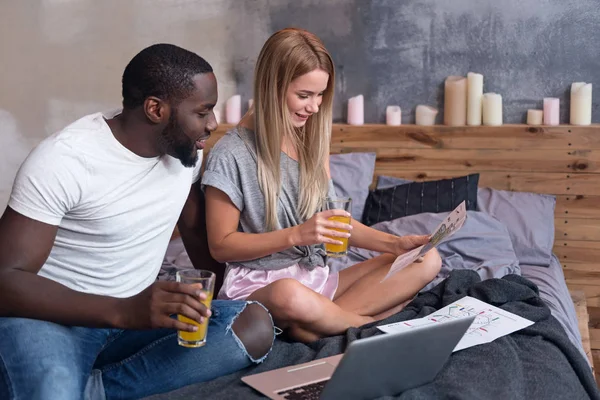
[242,315,475,400]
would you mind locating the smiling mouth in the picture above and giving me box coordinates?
[295,113,310,120]
[195,134,210,149]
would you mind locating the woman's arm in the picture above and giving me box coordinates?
[204,186,351,263]
[348,219,429,255]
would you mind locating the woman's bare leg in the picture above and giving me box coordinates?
[334,248,441,317]
[246,278,374,342]
[333,253,398,299]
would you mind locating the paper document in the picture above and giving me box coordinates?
[377,296,534,352]
[382,201,467,282]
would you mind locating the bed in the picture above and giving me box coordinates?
[151,124,600,399]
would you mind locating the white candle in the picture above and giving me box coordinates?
[347,95,364,125]
[543,97,560,125]
[386,105,401,126]
[415,105,438,126]
[467,72,483,126]
[570,82,592,125]
[226,94,241,124]
[213,109,221,124]
[482,93,502,126]
[444,76,467,126]
[527,109,543,125]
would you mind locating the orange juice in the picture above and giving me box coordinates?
[178,291,213,347]
[324,215,351,257]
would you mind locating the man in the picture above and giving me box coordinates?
[0,44,274,400]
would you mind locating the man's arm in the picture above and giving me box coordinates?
[0,207,123,326]
[177,182,225,293]
[0,207,209,332]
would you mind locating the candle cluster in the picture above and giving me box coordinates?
[344,76,593,126]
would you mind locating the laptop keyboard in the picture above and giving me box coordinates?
[277,380,328,399]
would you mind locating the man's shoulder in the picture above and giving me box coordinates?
[48,111,112,145]
[24,111,112,172]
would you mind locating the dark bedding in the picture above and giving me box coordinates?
[147,270,600,400]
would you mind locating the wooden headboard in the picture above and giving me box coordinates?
[205,123,600,357]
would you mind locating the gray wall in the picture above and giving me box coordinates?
[1,0,598,210]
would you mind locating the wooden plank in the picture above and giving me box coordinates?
[593,350,600,382]
[588,306,600,330]
[592,329,600,351]
[327,148,600,173]
[212,124,600,150]
[563,263,600,272]
[556,195,600,219]
[555,241,600,264]
[565,284,600,307]
[591,329,600,351]
[565,269,600,285]
[333,124,600,150]
[556,219,600,241]
[571,290,594,367]
[372,169,600,195]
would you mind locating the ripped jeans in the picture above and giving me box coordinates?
[0,300,273,400]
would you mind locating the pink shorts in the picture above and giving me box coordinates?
[217,263,339,301]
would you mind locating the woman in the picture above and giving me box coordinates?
[202,28,441,342]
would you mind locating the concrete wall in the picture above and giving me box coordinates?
[1,0,598,210]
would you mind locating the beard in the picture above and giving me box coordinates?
[159,110,198,168]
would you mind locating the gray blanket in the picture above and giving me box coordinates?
[147,270,600,400]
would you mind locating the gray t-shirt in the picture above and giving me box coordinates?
[202,126,336,271]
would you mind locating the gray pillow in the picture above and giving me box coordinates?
[329,152,377,221]
[376,175,556,267]
[376,175,412,189]
[477,187,556,267]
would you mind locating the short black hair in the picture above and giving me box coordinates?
[122,43,213,109]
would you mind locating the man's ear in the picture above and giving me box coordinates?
[143,96,170,124]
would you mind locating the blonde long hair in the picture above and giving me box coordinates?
[252,28,335,231]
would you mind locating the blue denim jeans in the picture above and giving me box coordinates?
[0,300,273,400]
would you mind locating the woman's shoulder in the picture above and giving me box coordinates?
[209,126,253,155]
[206,126,259,169]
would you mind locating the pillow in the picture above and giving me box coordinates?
[361,174,479,225]
[329,152,377,221]
[376,175,556,267]
[376,175,412,189]
[477,187,556,267]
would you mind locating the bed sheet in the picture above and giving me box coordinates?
[520,254,589,366]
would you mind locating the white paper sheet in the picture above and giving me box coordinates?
[376,296,534,352]
[381,201,467,282]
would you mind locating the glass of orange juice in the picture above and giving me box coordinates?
[175,269,216,348]
[323,196,352,257]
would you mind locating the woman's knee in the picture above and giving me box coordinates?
[422,248,442,281]
[266,279,319,323]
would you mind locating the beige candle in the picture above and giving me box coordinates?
[527,109,543,125]
[482,93,502,126]
[570,82,592,125]
[386,105,402,126]
[444,76,467,126]
[415,105,438,126]
[467,72,483,126]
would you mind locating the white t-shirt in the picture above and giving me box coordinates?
[8,111,202,298]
